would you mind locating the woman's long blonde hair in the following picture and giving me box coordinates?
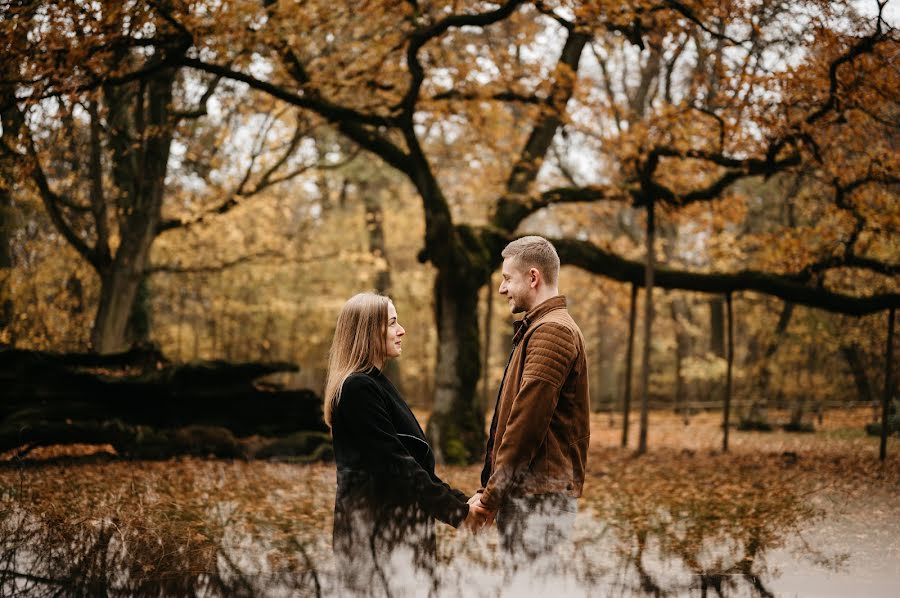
[323,292,390,428]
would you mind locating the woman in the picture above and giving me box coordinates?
[324,293,482,595]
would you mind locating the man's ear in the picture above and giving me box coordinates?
[529,268,540,288]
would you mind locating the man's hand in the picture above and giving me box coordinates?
[462,493,495,532]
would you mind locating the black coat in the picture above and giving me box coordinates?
[330,368,469,593]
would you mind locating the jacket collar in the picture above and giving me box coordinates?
[512,295,567,345]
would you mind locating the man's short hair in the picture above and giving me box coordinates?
[501,236,560,286]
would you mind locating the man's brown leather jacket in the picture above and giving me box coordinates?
[479,296,590,511]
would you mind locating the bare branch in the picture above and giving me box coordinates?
[657,1,750,46]
[399,0,527,118]
[172,74,222,120]
[494,184,627,229]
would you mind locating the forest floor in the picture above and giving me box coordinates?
[1,407,898,597]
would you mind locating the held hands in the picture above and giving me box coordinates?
[462,492,495,533]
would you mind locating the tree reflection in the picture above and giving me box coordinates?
[0,505,328,596]
[578,458,851,597]
[0,456,853,597]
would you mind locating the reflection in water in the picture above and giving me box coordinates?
[0,504,327,596]
[0,459,858,597]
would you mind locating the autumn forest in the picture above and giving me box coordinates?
[1,0,898,595]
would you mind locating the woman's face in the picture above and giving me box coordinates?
[385,301,406,360]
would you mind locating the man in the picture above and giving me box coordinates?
[471,235,590,563]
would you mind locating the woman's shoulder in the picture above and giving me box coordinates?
[340,371,384,401]
[342,370,377,389]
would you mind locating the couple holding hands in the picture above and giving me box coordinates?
[325,236,590,594]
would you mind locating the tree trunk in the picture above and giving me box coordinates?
[425,269,485,464]
[748,301,794,423]
[881,307,895,461]
[594,312,617,421]
[638,200,656,455]
[622,283,637,447]
[92,264,152,354]
[723,292,734,452]
[670,296,694,424]
[363,184,391,295]
[709,296,725,357]
[90,66,177,353]
[841,343,875,403]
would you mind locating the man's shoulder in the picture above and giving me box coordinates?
[532,309,581,333]
[526,319,575,345]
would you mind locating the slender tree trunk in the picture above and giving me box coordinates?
[363,184,391,295]
[841,343,875,403]
[595,313,616,424]
[749,302,794,422]
[193,288,201,361]
[622,283,637,447]
[638,200,655,455]
[670,296,694,424]
[723,292,734,453]
[881,307,895,461]
[176,287,186,362]
[674,340,684,421]
[709,296,725,358]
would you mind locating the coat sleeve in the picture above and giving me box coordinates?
[480,322,577,511]
[338,375,470,527]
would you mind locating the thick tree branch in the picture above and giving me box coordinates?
[428,89,543,104]
[178,57,399,129]
[546,236,899,316]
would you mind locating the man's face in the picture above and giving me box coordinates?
[499,257,534,314]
